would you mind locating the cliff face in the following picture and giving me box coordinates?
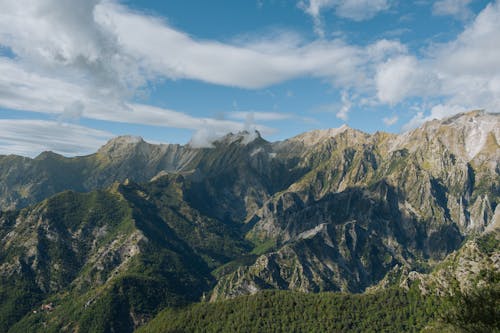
[0,111,498,331]
[211,111,498,300]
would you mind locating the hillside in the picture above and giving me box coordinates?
[140,230,500,333]
[0,111,498,332]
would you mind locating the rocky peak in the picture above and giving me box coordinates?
[441,110,499,160]
[393,111,499,162]
[288,124,351,146]
[214,130,263,146]
[97,135,147,157]
[99,135,144,149]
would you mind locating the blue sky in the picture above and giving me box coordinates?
[0,0,498,156]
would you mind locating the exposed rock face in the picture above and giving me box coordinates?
[0,136,198,211]
[211,111,499,299]
[373,228,500,297]
[0,111,498,329]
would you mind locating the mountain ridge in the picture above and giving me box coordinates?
[0,110,498,331]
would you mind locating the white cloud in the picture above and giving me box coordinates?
[375,56,439,105]
[298,0,335,37]
[58,101,84,123]
[189,127,224,148]
[432,2,500,80]
[402,104,467,130]
[125,104,275,136]
[0,58,89,114]
[376,56,416,104]
[0,54,275,151]
[103,2,400,89]
[0,0,408,152]
[336,90,352,120]
[0,0,498,153]
[335,0,391,21]
[299,0,391,36]
[0,0,143,100]
[0,119,112,157]
[382,115,398,126]
[189,111,275,148]
[432,0,472,20]
[379,1,500,129]
[228,111,293,121]
[0,0,405,95]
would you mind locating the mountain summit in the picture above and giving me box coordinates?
[0,111,498,331]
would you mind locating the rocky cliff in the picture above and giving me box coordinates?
[0,111,498,331]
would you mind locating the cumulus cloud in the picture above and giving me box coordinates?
[0,0,410,155]
[432,0,473,20]
[0,119,112,156]
[375,56,439,105]
[378,1,500,128]
[0,0,405,104]
[0,58,266,135]
[376,56,418,104]
[0,0,143,100]
[0,0,498,154]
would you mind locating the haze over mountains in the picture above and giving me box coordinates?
[0,110,498,332]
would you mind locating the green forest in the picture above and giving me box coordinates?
[138,284,499,333]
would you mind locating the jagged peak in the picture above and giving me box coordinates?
[104,135,144,146]
[393,110,499,161]
[420,110,498,130]
[288,124,360,146]
[188,130,264,148]
[441,109,486,124]
[437,111,499,160]
[215,130,263,146]
[97,135,145,154]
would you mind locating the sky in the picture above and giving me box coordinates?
[0,0,499,156]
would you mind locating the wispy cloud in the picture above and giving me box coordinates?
[383,115,398,126]
[298,0,391,36]
[0,0,408,155]
[227,111,293,121]
[334,0,391,21]
[0,119,112,156]
[104,2,404,89]
[0,0,405,109]
[336,90,352,121]
[0,58,270,134]
[432,0,473,20]
[0,0,498,155]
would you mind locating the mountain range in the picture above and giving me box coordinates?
[0,110,498,332]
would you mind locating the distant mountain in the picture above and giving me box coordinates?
[0,111,498,332]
